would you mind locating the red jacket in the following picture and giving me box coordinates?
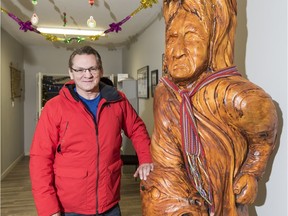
[30,81,152,216]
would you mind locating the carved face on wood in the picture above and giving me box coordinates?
[165,7,210,82]
[163,0,238,82]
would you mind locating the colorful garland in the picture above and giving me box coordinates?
[1,0,158,44]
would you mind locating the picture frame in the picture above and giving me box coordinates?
[10,63,22,101]
[137,65,149,99]
[151,69,159,97]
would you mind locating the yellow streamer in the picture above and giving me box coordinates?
[88,35,101,41]
[141,0,158,8]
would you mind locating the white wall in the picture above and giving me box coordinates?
[124,1,287,216]
[123,15,165,134]
[243,1,287,215]
[23,45,123,154]
[1,29,25,178]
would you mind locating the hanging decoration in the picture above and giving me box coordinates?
[1,0,158,44]
[87,16,96,28]
[31,13,39,25]
[63,12,67,26]
[31,0,38,6]
[89,0,95,6]
[1,8,40,33]
[104,0,158,34]
[31,0,38,25]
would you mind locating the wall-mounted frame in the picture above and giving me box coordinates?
[137,65,149,99]
[10,63,22,101]
[151,69,159,97]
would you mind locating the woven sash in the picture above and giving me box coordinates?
[160,66,241,207]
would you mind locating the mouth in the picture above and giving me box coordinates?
[81,80,94,85]
[172,63,189,73]
[82,78,94,81]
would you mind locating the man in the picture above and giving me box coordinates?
[30,46,153,216]
[141,0,278,215]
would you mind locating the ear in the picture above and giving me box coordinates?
[68,68,74,80]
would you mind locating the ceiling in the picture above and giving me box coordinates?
[1,0,163,49]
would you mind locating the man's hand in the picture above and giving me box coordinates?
[133,163,154,180]
[51,212,61,216]
[233,173,258,204]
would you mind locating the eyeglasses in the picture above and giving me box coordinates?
[70,66,100,74]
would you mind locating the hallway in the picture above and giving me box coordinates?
[1,156,142,216]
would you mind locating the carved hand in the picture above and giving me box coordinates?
[233,173,258,204]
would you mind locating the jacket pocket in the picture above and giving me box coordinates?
[54,167,88,208]
[106,160,122,202]
[57,121,69,154]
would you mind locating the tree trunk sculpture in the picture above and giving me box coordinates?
[140,0,278,215]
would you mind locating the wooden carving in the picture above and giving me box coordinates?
[141,0,278,215]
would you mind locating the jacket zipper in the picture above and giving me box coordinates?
[78,100,100,214]
[67,85,120,214]
[95,101,108,214]
[95,119,100,214]
[79,97,111,214]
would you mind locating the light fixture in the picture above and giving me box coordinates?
[87,16,96,28]
[37,27,105,36]
[31,13,39,25]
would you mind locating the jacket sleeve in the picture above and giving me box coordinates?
[119,93,152,164]
[29,101,61,216]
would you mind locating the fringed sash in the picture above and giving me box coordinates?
[160,66,241,210]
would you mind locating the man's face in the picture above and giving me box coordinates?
[165,8,210,82]
[69,54,103,97]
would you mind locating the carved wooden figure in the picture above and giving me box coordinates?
[140,0,278,215]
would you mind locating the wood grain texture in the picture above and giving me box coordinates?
[141,76,277,215]
[141,0,278,215]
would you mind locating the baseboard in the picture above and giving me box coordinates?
[1,153,25,180]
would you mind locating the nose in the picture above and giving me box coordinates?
[83,69,93,77]
[173,36,186,59]
[83,69,92,73]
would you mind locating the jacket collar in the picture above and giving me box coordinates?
[61,80,122,102]
[99,81,122,102]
